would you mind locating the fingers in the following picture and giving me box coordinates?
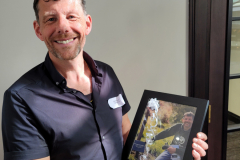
[197,132,208,141]
[193,138,208,150]
[192,141,206,158]
[192,132,208,159]
[192,149,201,160]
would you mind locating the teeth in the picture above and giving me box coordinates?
[57,38,74,44]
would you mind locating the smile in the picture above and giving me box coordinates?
[56,38,75,44]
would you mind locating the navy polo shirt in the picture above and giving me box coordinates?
[2,51,131,160]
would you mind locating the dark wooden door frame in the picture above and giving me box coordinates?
[189,0,228,159]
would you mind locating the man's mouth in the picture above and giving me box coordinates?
[55,38,76,44]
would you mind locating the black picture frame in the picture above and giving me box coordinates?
[122,90,209,160]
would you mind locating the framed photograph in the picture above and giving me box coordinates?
[122,90,209,160]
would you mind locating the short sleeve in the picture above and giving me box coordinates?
[121,89,131,115]
[109,67,131,115]
[2,90,49,160]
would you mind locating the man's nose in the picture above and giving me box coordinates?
[56,16,70,34]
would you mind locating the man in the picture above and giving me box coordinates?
[154,112,195,160]
[1,0,207,160]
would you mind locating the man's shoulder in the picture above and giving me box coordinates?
[6,62,45,93]
[94,60,115,74]
[94,60,113,70]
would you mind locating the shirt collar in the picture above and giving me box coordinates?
[82,51,100,76]
[44,51,101,89]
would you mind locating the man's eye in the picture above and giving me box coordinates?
[48,18,56,22]
[69,16,74,19]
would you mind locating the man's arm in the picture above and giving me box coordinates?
[2,90,50,160]
[122,113,132,144]
[154,124,181,141]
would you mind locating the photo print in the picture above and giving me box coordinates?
[128,98,197,160]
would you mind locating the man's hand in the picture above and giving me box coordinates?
[192,132,208,160]
[167,146,176,154]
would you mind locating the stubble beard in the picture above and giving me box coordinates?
[184,122,192,129]
[50,44,81,60]
[46,35,85,60]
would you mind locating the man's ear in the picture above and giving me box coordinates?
[85,15,92,35]
[33,20,44,41]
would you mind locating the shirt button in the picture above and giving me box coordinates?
[56,82,59,85]
[102,136,105,140]
[73,91,76,93]
[62,81,65,84]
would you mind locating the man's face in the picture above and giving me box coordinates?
[182,115,193,130]
[33,0,92,60]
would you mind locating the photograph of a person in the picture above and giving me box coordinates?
[129,98,197,160]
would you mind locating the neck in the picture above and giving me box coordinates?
[49,51,86,79]
[49,51,92,95]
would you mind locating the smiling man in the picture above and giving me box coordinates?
[154,112,195,160]
[2,0,207,160]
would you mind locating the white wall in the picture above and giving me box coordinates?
[0,0,188,159]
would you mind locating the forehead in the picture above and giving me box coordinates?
[38,0,82,16]
[183,115,193,120]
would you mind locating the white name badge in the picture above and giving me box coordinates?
[108,94,125,109]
